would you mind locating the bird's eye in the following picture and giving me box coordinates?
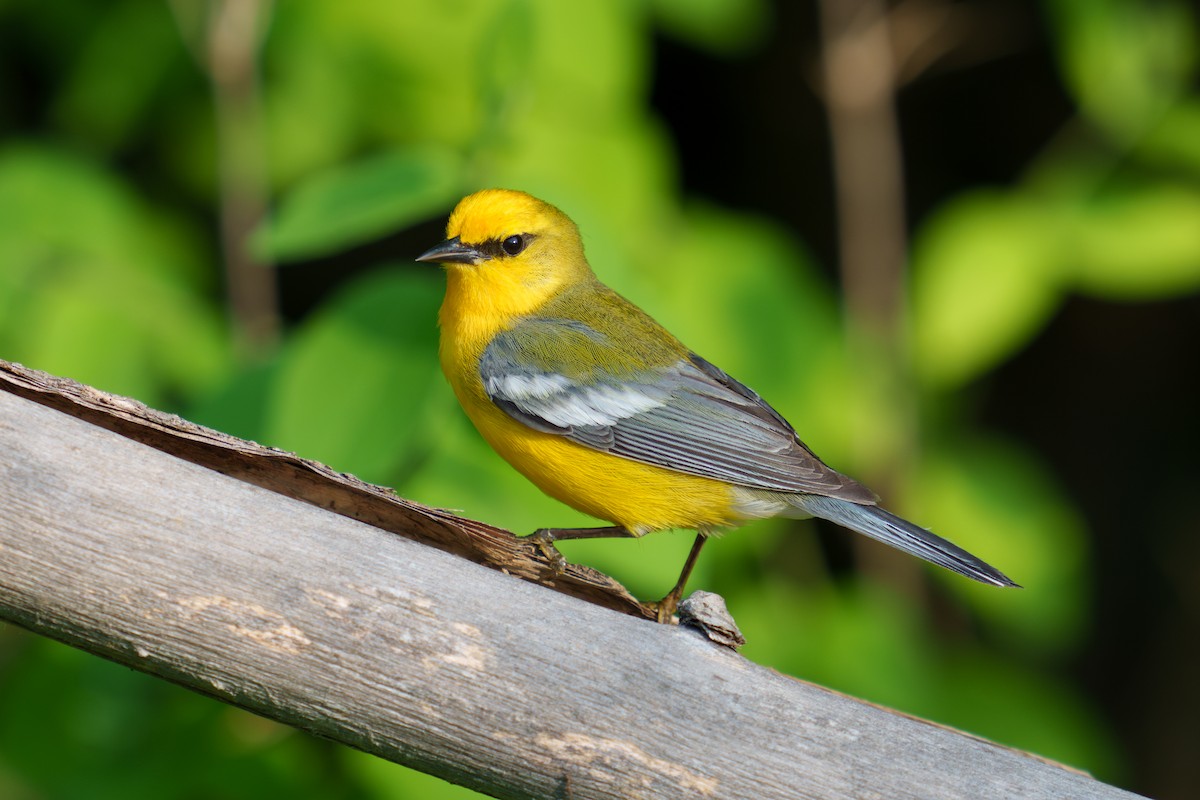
[501,235,526,256]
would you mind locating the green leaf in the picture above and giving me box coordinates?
[912,436,1088,653]
[1048,0,1198,142]
[255,146,466,261]
[737,581,939,712]
[1069,183,1200,298]
[0,144,228,404]
[1137,99,1200,177]
[5,630,376,798]
[262,267,446,484]
[652,0,769,55]
[636,204,851,454]
[52,1,183,151]
[529,0,643,117]
[912,192,1065,388]
[19,265,226,404]
[344,746,487,800]
[935,651,1126,784]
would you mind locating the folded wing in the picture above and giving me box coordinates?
[480,317,876,503]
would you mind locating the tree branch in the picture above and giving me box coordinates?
[0,359,646,619]
[0,361,1140,799]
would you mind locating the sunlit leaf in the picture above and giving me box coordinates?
[1069,184,1200,298]
[20,265,226,404]
[637,205,852,459]
[0,144,228,403]
[267,1,495,159]
[262,268,445,484]
[527,0,644,118]
[912,191,1065,388]
[488,113,675,247]
[255,146,466,261]
[1048,0,1198,141]
[344,746,485,800]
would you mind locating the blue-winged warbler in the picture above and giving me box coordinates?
[417,189,1016,620]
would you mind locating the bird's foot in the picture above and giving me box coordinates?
[650,593,681,625]
[527,528,569,574]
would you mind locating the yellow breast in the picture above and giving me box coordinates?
[437,286,737,534]
[459,387,739,534]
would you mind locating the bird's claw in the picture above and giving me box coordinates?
[528,528,568,574]
[650,595,680,624]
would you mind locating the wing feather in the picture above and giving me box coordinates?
[479,318,875,502]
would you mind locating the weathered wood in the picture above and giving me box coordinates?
[0,359,649,619]
[0,374,1141,799]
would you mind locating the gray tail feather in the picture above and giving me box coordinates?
[794,495,1019,588]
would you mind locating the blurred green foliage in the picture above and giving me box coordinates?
[2,0,1198,797]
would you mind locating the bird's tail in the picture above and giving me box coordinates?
[791,495,1019,588]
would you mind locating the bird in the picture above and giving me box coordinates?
[417,189,1017,621]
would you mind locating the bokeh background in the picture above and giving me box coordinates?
[2,0,1199,797]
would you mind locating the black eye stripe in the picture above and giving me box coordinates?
[473,233,535,259]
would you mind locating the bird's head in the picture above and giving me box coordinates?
[417,189,595,317]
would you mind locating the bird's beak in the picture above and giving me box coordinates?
[415,236,485,266]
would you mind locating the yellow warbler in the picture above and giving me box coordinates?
[418,189,1016,620]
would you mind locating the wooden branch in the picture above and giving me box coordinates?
[0,363,1140,799]
[0,360,650,620]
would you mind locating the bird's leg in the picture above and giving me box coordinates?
[526,525,637,573]
[652,532,708,623]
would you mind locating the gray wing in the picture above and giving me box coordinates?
[479,318,876,502]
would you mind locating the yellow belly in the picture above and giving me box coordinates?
[462,391,738,534]
[437,294,740,534]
